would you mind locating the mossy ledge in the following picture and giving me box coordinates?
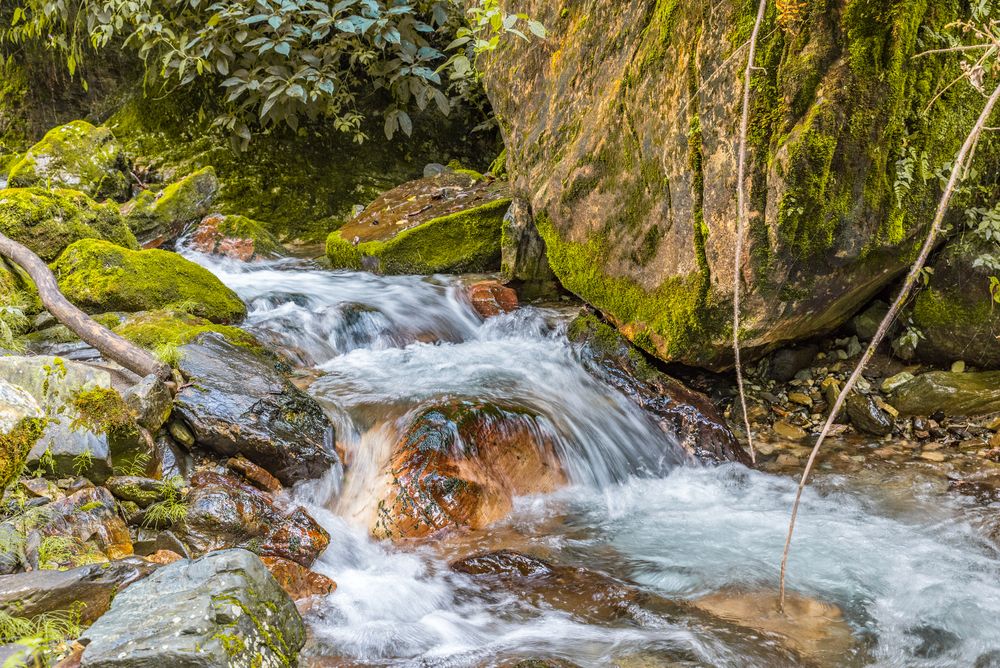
[51,239,246,324]
[325,198,511,275]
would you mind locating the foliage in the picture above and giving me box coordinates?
[0,297,28,352]
[0,604,83,667]
[2,0,544,146]
[141,475,187,528]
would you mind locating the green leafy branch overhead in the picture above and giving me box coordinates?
[2,0,545,146]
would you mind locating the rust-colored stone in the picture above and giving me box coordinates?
[261,556,336,601]
[226,454,283,493]
[467,280,519,318]
[145,549,183,565]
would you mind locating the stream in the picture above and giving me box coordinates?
[182,248,1000,668]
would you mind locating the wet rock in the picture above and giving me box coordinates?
[52,239,247,324]
[105,476,166,508]
[787,391,813,408]
[567,314,746,465]
[27,423,114,483]
[175,471,329,567]
[30,487,133,566]
[0,378,42,433]
[188,213,283,261]
[121,374,171,433]
[226,455,282,493]
[772,421,808,440]
[851,300,890,341]
[260,556,336,602]
[889,371,1000,417]
[121,166,219,246]
[766,346,819,383]
[467,280,519,318]
[326,172,511,274]
[881,372,914,394]
[500,197,560,299]
[173,333,339,484]
[373,401,566,539]
[79,549,305,667]
[845,392,893,436]
[0,558,155,625]
[6,121,130,200]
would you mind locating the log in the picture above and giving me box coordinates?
[0,232,172,381]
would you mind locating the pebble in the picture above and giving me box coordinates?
[951,360,966,373]
[788,392,813,408]
[775,454,800,467]
[773,421,808,440]
[919,451,946,462]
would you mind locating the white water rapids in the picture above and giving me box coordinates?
[183,249,1000,668]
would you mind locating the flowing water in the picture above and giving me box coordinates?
[183,247,1000,668]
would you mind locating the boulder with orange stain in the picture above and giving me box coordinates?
[373,402,566,539]
[467,280,519,318]
[261,555,336,602]
[188,213,283,261]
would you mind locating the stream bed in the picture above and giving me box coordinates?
[183,248,1000,668]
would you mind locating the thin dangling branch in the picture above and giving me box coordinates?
[733,0,769,464]
[778,79,1000,610]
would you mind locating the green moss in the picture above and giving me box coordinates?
[204,214,283,257]
[0,417,46,493]
[7,121,130,201]
[70,387,137,438]
[52,239,246,323]
[123,166,219,242]
[113,310,261,357]
[537,213,726,366]
[325,198,510,274]
[0,188,138,262]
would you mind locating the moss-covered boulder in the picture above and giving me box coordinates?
[911,237,1000,368]
[188,213,283,261]
[113,310,261,361]
[6,121,130,201]
[480,0,1000,370]
[889,371,1000,417]
[0,187,138,262]
[326,173,511,274]
[52,239,246,324]
[121,166,219,246]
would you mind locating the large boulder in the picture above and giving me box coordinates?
[0,558,155,625]
[6,121,130,201]
[172,333,339,484]
[889,371,1000,417]
[122,166,219,246]
[0,187,137,262]
[326,172,511,274]
[568,314,747,464]
[52,239,247,324]
[372,401,566,539]
[912,237,1000,368]
[480,1,999,370]
[79,549,306,667]
[174,470,329,567]
[0,381,43,492]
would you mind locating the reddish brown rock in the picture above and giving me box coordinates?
[373,402,566,540]
[145,549,183,565]
[189,213,281,261]
[175,471,329,567]
[31,487,133,566]
[227,454,283,493]
[467,280,519,318]
[261,556,336,601]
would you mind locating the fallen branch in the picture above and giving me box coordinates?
[732,0,769,464]
[0,232,172,381]
[778,79,1000,610]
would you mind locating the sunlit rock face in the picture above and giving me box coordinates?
[482,0,1000,370]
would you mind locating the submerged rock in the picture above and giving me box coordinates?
[259,556,336,603]
[845,392,893,436]
[52,239,246,324]
[188,213,283,261]
[567,314,747,465]
[173,333,339,484]
[326,172,511,274]
[0,187,137,262]
[373,401,566,539]
[175,470,329,567]
[913,237,1000,369]
[6,121,130,201]
[121,166,219,246]
[500,197,560,299]
[889,371,1000,417]
[0,558,155,625]
[79,549,306,667]
[466,280,518,318]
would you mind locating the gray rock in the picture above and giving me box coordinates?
[845,392,893,436]
[500,198,560,299]
[889,371,1000,417]
[122,374,172,432]
[173,333,339,484]
[0,559,155,625]
[423,162,450,177]
[80,549,305,668]
[0,379,42,433]
[27,421,113,483]
[106,476,167,508]
[851,301,890,341]
[766,345,819,383]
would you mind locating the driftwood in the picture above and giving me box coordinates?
[778,79,1000,610]
[0,232,172,381]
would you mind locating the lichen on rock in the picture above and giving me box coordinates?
[6,120,130,201]
[51,239,246,324]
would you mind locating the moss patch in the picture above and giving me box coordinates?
[123,166,219,243]
[0,188,138,262]
[7,121,130,201]
[0,417,46,493]
[113,310,261,358]
[52,239,246,323]
[326,198,510,274]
